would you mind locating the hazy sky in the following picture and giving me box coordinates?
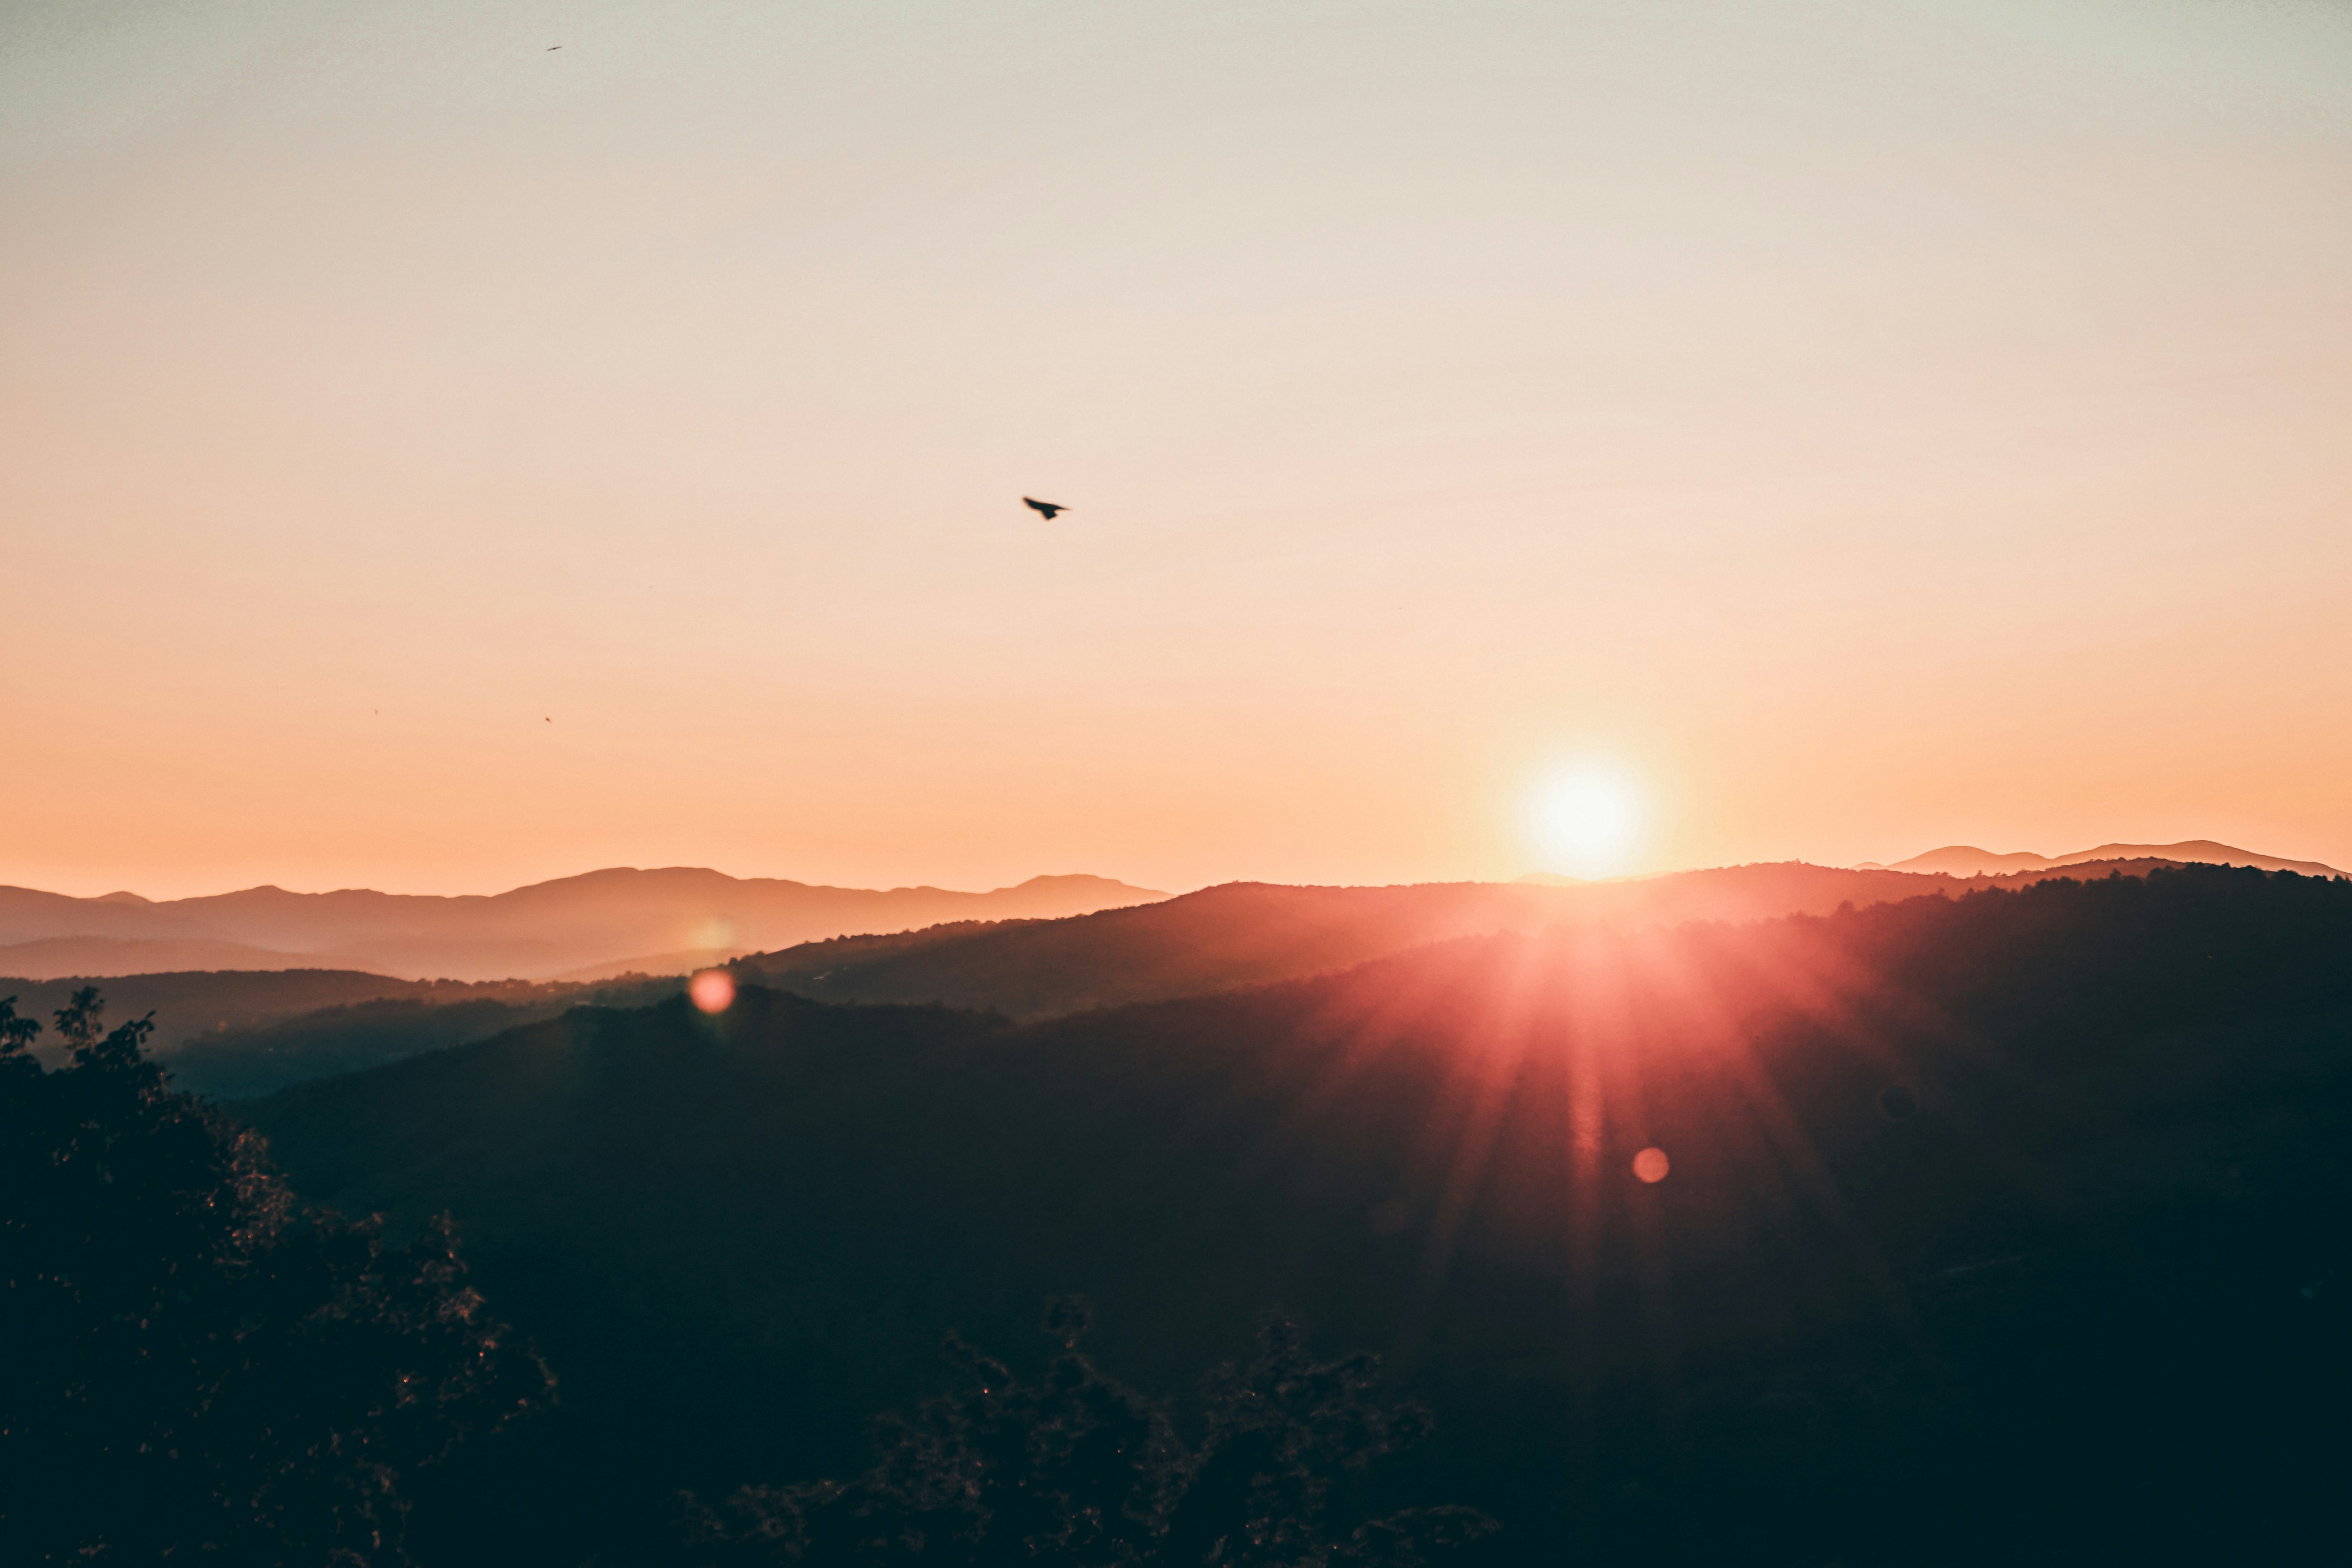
[5,0,2349,898]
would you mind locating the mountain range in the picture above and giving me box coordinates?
[1862,838,2341,879]
[11,851,2337,1100]
[8,843,2334,988]
[0,869,1165,982]
[16,845,2352,1559]
[729,854,2307,1021]
[243,864,2352,1565]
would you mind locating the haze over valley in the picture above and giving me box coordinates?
[0,867,1163,982]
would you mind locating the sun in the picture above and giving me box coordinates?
[1527,762,1645,877]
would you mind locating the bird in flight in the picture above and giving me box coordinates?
[547,45,562,52]
[1022,497,1069,520]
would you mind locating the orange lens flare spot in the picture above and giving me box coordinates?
[1631,1147,1671,1184]
[689,970,736,1014]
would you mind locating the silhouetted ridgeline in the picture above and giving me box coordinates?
[0,969,548,1058]
[0,968,686,1095]
[240,866,2352,1565]
[0,868,1166,982]
[163,976,686,1098]
[728,857,2264,1019]
[11,860,2273,1101]
[1874,838,2341,878]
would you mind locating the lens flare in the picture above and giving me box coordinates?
[689,969,736,1014]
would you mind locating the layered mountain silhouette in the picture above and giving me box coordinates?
[244,865,2352,1565]
[13,855,2318,1099]
[0,967,695,1099]
[730,856,2273,1020]
[0,868,1165,982]
[14,849,2328,991]
[1862,838,2342,879]
[0,968,515,1042]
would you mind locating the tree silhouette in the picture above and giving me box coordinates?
[0,990,551,1564]
[692,1300,1496,1565]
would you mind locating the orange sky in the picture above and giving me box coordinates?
[5,1,2349,900]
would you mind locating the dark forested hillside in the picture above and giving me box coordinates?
[728,858,2227,1019]
[0,969,533,1060]
[6,861,2219,1100]
[733,866,1930,1018]
[163,976,686,1098]
[242,866,2352,1565]
[0,969,676,1093]
[0,989,548,1562]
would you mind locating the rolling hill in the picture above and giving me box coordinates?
[0,968,699,1097]
[12,858,2277,1102]
[0,868,1166,982]
[158,977,687,1098]
[244,864,2352,1566]
[728,857,2244,1020]
[0,970,597,1075]
[1869,839,2342,879]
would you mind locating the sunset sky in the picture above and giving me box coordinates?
[6,0,2349,900]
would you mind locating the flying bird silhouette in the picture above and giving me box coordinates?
[1022,497,1069,520]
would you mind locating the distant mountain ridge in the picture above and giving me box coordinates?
[5,857,2263,1096]
[0,868,1167,982]
[733,857,2269,1021]
[1865,839,2342,879]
